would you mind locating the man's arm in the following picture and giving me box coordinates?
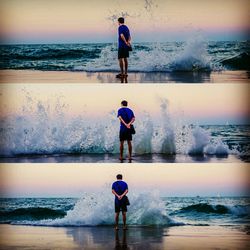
[120,189,128,199]
[118,116,135,129]
[112,189,120,199]
[127,35,131,45]
[118,116,128,127]
[120,34,131,47]
[128,117,135,127]
[112,189,128,200]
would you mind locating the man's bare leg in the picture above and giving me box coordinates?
[120,141,124,161]
[122,211,127,229]
[115,212,120,230]
[127,140,132,160]
[119,58,124,75]
[124,58,128,75]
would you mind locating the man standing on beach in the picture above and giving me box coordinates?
[117,100,135,162]
[117,17,132,79]
[112,174,129,230]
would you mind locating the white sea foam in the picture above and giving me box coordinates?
[188,127,210,155]
[171,36,212,71]
[0,95,233,157]
[82,37,220,73]
[20,190,182,227]
[204,139,229,156]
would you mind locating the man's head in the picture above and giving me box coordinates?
[121,100,128,107]
[118,17,125,24]
[116,174,123,180]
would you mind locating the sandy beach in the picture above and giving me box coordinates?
[0,70,249,84]
[0,224,249,250]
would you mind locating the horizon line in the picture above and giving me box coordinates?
[0,195,249,199]
[1,39,249,46]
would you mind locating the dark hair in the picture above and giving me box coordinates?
[121,100,128,106]
[118,17,125,24]
[116,174,123,180]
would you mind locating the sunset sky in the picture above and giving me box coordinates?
[0,163,249,197]
[0,84,249,125]
[0,0,249,44]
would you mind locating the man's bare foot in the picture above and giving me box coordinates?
[115,226,119,230]
[119,157,124,163]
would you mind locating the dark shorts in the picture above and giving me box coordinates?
[119,130,132,142]
[115,203,127,213]
[118,47,129,59]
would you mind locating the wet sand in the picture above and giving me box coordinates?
[0,224,249,250]
[0,69,249,83]
[0,153,243,163]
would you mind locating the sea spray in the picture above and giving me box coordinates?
[84,37,216,72]
[204,138,229,156]
[134,111,153,154]
[84,44,117,72]
[0,95,237,157]
[106,0,158,25]
[151,98,176,154]
[188,127,210,155]
[171,36,212,71]
[32,190,179,227]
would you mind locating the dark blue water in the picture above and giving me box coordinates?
[0,41,249,72]
[0,197,249,233]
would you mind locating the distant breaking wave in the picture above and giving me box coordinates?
[220,52,250,70]
[0,41,249,72]
[1,48,101,60]
[176,203,250,216]
[0,207,66,223]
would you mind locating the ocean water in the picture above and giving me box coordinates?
[1,195,249,233]
[0,98,249,162]
[0,93,249,162]
[0,41,249,72]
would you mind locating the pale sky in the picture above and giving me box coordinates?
[0,0,249,43]
[0,84,249,125]
[0,163,249,197]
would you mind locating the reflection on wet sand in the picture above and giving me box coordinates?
[115,230,128,250]
[65,226,165,250]
[0,152,241,163]
[95,71,213,83]
[0,70,249,83]
[1,225,249,250]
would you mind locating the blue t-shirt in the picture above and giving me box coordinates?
[112,180,128,205]
[117,107,135,132]
[118,25,130,49]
